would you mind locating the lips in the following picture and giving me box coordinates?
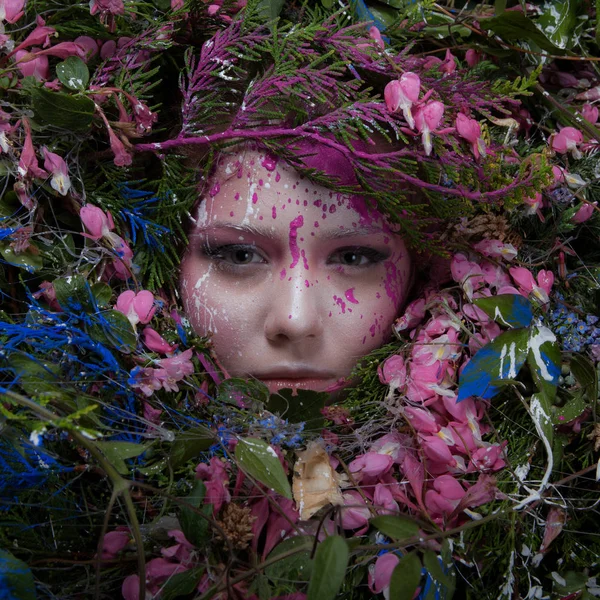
[253,367,339,394]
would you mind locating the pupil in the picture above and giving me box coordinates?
[234,249,252,263]
[343,252,358,265]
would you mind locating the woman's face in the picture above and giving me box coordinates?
[180,149,412,394]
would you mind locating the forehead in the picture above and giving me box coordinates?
[192,148,391,234]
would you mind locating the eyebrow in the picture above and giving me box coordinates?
[191,222,389,240]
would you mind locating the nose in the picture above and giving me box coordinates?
[264,272,324,344]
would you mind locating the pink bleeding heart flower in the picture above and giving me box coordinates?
[576,85,600,101]
[455,113,486,159]
[581,104,599,124]
[171,0,184,9]
[368,553,400,597]
[523,191,545,217]
[196,456,231,514]
[42,147,70,195]
[550,126,584,159]
[414,100,445,156]
[90,0,125,15]
[373,483,399,516]
[384,72,420,129]
[539,507,566,553]
[158,348,194,382]
[572,201,597,224]
[473,239,517,261]
[143,401,162,424]
[100,529,130,559]
[348,452,393,480]
[368,26,384,50]
[0,0,26,23]
[142,327,177,354]
[465,48,482,67]
[18,120,47,179]
[74,36,99,61]
[440,48,456,75]
[35,41,86,60]
[80,204,115,240]
[161,529,195,564]
[115,290,155,326]
[12,17,55,52]
[377,354,406,388]
[340,490,371,530]
[471,444,506,472]
[509,266,554,304]
[394,297,426,333]
[404,406,439,434]
[424,474,465,518]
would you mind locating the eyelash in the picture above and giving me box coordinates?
[200,243,389,273]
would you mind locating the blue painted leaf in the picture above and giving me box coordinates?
[457,328,529,402]
[473,294,533,328]
[0,549,36,600]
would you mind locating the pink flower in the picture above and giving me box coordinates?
[18,121,46,179]
[109,236,134,279]
[171,0,184,8]
[143,401,162,424]
[509,266,554,304]
[0,0,26,23]
[115,290,155,326]
[74,36,99,61]
[450,253,486,299]
[35,41,86,60]
[13,17,56,51]
[425,474,465,517]
[368,553,400,597]
[539,507,566,553]
[122,574,144,600]
[33,281,62,312]
[368,26,384,50]
[440,48,456,75]
[414,101,445,155]
[421,435,456,469]
[42,147,70,195]
[576,85,600,101]
[108,128,132,167]
[90,0,125,15]
[158,348,194,382]
[394,298,426,333]
[132,101,157,133]
[340,490,371,530]
[384,72,420,129]
[455,113,486,159]
[129,366,165,397]
[80,205,114,240]
[143,327,177,354]
[465,49,481,67]
[581,104,599,124]
[161,529,195,564]
[377,354,406,388]
[100,529,130,559]
[473,239,517,261]
[551,126,584,158]
[471,444,506,472]
[348,452,393,480]
[404,406,439,434]
[572,201,596,224]
[373,483,399,516]
[370,432,412,464]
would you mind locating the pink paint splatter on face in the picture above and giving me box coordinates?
[314,221,319,228]
[329,205,336,214]
[301,248,309,270]
[275,172,281,182]
[280,268,286,280]
[304,279,310,288]
[288,215,304,269]
[210,183,220,197]
[314,200,322,208]
[234,192,240,201]
[259,179,264,186]
[345,288,359,304]
[229,211,234,217]
[333,295,347,314]
[261,155,278,171]
[272,206,277,219]
[252,192,258,204]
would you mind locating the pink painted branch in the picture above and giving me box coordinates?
[135,128,534,202]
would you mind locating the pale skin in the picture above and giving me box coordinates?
[180,148,412,394]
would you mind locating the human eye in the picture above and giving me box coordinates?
[327,246,389,268]
[201,243,267,271]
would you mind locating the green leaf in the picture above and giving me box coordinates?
[423,550,454,593]
[235,438,292,499]
[482,11,566,53]
[473,294,533,329]
[389,551,421,600]
[265,536,314,583]
[87,310,137,353]
[32,88,95,131]
[54,275,93,311]
[537,0,579,50]
[161,566,205,600]
[495,0,506,15]
[0,242,43,272]
[257,0,284,20]
[0,549,37,600]
[553,391,587,425]
[218,378,269,408]
[370,515,419,542]
[268,389,327,427]
[321,0,334,6]
[96,441,147,474]
[10,355,60,397]
[91,282,113,307]
[306,535,349,600]
[179,480,211,547]
[530,392,554,448]
[56,56,89,91]
[527,325,561,402]
[168,426,214,469]
[570,354,598,403]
